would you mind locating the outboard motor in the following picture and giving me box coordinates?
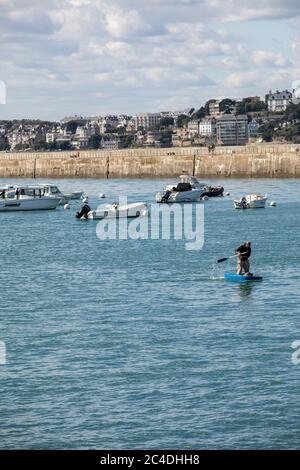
[161,189,172,203]
[76,204,91,219]
[240,197,247,209]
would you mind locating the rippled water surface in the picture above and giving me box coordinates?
[0,177,300,449]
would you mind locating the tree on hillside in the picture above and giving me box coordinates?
[66,121,79,134]
[191,107,206,120]
[219,98,236,113]
[176,114,190,128]
[284,103,300,121]
[159,117,174,128]
[258,122,275,142]
[0,136,10,150]
[88,135,101,149]
[236,97,266,114]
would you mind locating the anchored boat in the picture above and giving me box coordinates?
[156,183,203,203]
[41,184,84,205]
[0,185,61,212]
[87,202,148,220]
[234,194,267,209]
[156,175,224,203]
[63,191,84,201]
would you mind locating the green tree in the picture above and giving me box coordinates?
[159,130,172,146]
[176,114,190,128]
[237,97,266,114]
[219,98,236,113]
[66,121,79,134]
[259,122,275,142]
[159,117,174,128]
[191,107,206,120]
[59,141,71,150]
[0,136,10,150]
[284,103,300,121]
[123,135,134,148]
[88,135,101,149]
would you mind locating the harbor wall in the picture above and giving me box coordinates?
[1,144,300,178]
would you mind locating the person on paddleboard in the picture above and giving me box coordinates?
[235,241,251,275]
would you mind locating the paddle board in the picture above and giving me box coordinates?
[224,273,263,282]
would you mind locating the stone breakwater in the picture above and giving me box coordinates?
[1,144,300,178]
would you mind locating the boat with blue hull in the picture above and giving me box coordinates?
[224,273,263,283]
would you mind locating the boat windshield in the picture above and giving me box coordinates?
[49,186,61,194]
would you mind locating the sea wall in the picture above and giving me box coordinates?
[1,144,300,178]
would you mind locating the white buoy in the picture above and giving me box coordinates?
[64,203,70,210]
[203,195,209,201]
[99,193,106,199]
[270,201,277,207]
[225,192,230,196]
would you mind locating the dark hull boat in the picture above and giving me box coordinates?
[200,186,224,198]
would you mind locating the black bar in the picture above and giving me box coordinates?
[0,450,299,466]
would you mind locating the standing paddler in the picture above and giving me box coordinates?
[235,241,252,275]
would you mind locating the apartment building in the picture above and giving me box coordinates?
[216,114,249,146]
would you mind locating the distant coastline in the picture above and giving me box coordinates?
[1,143,300,179]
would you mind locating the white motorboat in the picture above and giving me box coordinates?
[234,194,268,209]
[156,175,224,203]
[63,191,84,200]
[40,184,84,204]
[156,180,203,203]
[87,202,148,220]
[0,185,61,212]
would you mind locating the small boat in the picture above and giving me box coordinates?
[234,194,267,209]
[63,191,84,201]
[224,273,263,282]
[41,185,84,204]
[156,182,203,203]
[87,202,148,220]
[0,185,61,212]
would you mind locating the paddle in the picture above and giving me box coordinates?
[217,252,248,263]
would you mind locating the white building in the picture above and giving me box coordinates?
[46,132,55,144]
[133,113,161,130]
[199,119,216,136]
[266,90,292,113]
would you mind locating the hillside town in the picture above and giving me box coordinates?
[1,88,300,152]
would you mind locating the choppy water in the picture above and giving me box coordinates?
[0,177,300,450]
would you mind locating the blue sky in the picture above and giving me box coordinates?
[0,0,299,120]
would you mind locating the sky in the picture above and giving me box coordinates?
[0,0,300,120]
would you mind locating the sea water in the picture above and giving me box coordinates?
[0,178,300,449]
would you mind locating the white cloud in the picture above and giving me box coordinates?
[251,50,289,67]
[104,8,151,38]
